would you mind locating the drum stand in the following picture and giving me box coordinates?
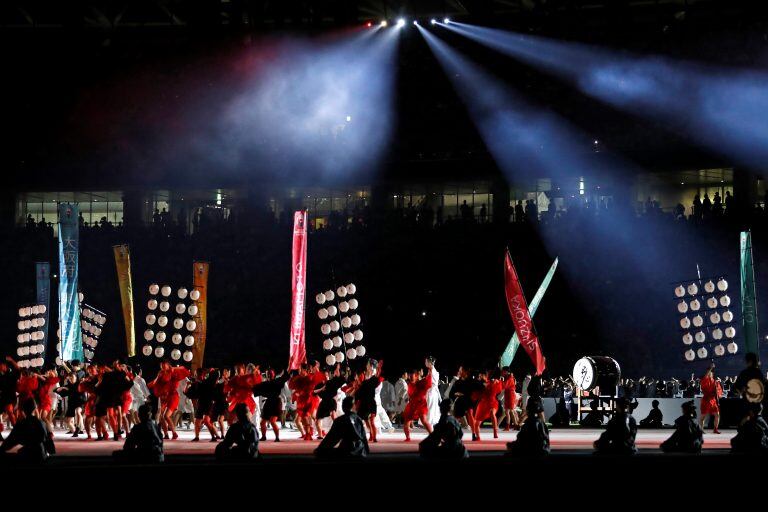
[576,386,619,424]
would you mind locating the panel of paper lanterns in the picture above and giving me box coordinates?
[143,283,200,362]
[675,278,737,361]
[80,304,107,363]
[16,304,47,369]
[316,283,365,366]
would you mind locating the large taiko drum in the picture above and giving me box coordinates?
[572,356,621,392]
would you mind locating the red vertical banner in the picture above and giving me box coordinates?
[504,250,546,375]
[289,211,308,370]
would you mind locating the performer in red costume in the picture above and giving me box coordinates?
[290,362,326,440]
[699,363,722,434]
[403,368,433,442]
[79,366,100,439]
[16,369,40,419]
[474,369,504,440]
[149,362,190,440]
[225,363,262,415]
[500,366,519,432]
[37,369,60,432]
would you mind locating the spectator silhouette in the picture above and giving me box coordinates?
[215,403,259,461]
[639,400,663,428]
[113,404,164,463]
[593,397,637,455]
[506,398,550,457]
[315,396,369,459]
[0,399,55,463]
[419,399,467,460]
[661,400,703,453]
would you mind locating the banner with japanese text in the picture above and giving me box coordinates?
[289,211,308,370]
[504,250,546,375]
[58,203,83,362]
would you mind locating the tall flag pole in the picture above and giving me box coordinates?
[191,261,209,371]
[500,257,557,368]
[504,249,546,375]
[57,203,83,362]
[289,211,308,370]
[740,230,760,361]
[35,262,51,363]
[113,245,136,358]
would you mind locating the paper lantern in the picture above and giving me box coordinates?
[332,336,343,348]
[156,331,167,343]
[692,315,703,328]
[725,326,736,339]
[173,318,184,330]
[149,284,160,295]
[697,347,708,359]
[674,285,686,297]
[723,310,734,323]
[31,306,39,316]
[177,287,188,299]
[144,329,154,341]
[720,295,731,307]
[161,286,172,297]
[343,333,354,344]
[714,344,725,357]
[186,320,197,332]
[694,331,706,343]
[190,290,201,301]
[689,299,701,311]
[325,355,336,366]
[677,301,688,314]
[347,283,357,295]
[704,281,715,293]
[717,279,728,292]
[78,292,84,303]
[353,330,364,341]
[330,320,340,332]
[355,345,366,357]
[337,286,348,298]
[324,290,335,301]
[55,356,62,366]
[351,314,361,326]
[16,334,24,344]
[335,352,345,363]
[346,348,357,360]
[184,335,195,347]
[687,283,698,296]
[341,317,352,328]
[148,299,158,310]
[158,316,168,327]
[706,297,718,309]
[321,324,331,335]
[712,328,723,340]
[710,312,721,324]
[18,308,25,317]
[183,351,194,362]
[171,349,181,360]
[56,343,61,352]
[727,342,738,354]
[160,302,170,313]
[339,301,350,313]
[322,339,334,351]
[146,314,157,325]
[349,299,359,310]
[16,321,24,331]
[39,305,46,315]
[316,293,326,305]
[176,303,186,315]
[172,333,182,345]
[188,305,199,316]
[318,308,329,320]
[327,305,338,317]
[155,347,165,358]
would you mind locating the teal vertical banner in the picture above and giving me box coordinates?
[58,203,83,362]
[500,257,558,367]
[740,231,760,360]
[35,262,51,363]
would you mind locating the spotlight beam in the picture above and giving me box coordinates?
[445,22,768,167]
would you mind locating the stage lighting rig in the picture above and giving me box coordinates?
[396,18,406,28]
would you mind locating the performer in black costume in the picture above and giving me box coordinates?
[113,404,164,463]
[506,397,550,456]
[449,367,483,439]
[315,396,369,459]
[660,400,703,453]
[419,399,467,459]
[593,397,637,455]
[215,403,259,461]
[730,402,768,454]
[253,369,288,442]
[639,400,664,428]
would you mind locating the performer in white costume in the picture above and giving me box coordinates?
[425,357,441,427]
[393,372,409,424]
[374,380,394,432]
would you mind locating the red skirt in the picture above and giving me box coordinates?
[122,393,133,413]
[297,396,319,417]
[700,397,719,415]
[85,399,96,417]
[403,402,427,422]
[228,396,256,415]
[475,398,499,423]
[163,392,180,412]
[504,391,518,410]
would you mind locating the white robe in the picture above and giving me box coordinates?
[394,378,409,414]
[130,376,150,411]
[373,382,393,431]
[426,365,441,426]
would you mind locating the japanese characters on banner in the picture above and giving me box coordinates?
[57,203,83,362]
[289,211,308,370]
[504,250,546,376]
